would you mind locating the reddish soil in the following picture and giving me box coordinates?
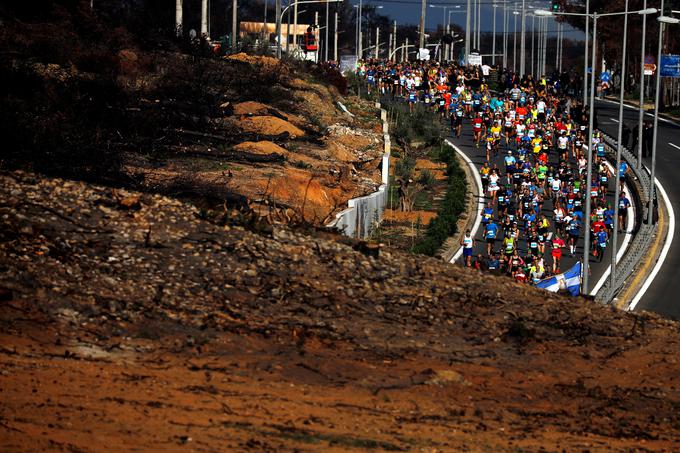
[383,209,438,224]
[1,171,679,452]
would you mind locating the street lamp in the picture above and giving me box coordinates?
[535,6,659,294]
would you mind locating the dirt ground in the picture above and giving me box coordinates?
[1,170,679,452]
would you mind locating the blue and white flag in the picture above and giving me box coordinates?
[536,261,582,296]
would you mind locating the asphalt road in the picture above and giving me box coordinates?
[448,115,627,295]
[594,99,680,319]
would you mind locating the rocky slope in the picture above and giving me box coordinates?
[1,170,679,452]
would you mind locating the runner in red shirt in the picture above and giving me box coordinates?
[472,113,484,147]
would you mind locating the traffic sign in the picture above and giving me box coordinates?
[660,54,680,78]
[644,63,656,76]
[645,54,655,65]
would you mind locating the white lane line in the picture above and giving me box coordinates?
[668,142,680,151]
[610,118,619,123]
[598,98,679,126]
[589,163,634,296]
[628,175,675,310]
[447,139,484,264]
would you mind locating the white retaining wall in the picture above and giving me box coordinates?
[328,102,390,238]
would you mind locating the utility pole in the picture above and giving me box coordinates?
[405,37,409,61]
[334,11,339,61]
[175,0,183,36]
[419,0,426,50]
[201,0,208,37]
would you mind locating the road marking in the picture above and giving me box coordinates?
[589,162,634,296]
[447,139,484,264]
[598,98,679,126]
[629,175,675,311]
[610,118,619,123]
[668,142,680,151]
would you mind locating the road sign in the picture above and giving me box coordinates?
[645,54,655,65]
[644,63,656,76]
[660,54,680,78]
[468,52,482,66]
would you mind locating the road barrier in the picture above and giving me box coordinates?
[594,131,656,304]
[327,102,390,238]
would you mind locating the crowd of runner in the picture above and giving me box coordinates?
[358,59,632,285]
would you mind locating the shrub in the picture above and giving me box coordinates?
[412,146,467,256]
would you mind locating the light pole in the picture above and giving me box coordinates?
[531,13,535,76]
[513,10,519,72]
[638,0,649,168]
[477,0,482,51]
[420,0,427,50]
[492,3,498,64]
[175,0,183,36]
[611,0,630,287]
[520,0,526,76]
[584,0,590,105]
[465,0,471,63]
[503,3,508,69]
[650,13,680,224]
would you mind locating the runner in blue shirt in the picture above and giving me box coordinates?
[485,219,499,255]
[595,229,608,262]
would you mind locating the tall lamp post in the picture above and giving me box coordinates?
[465,0,472,63]
[637,0,649,168]
[536,5,659,294]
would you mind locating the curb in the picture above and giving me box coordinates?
[444,139,484,265]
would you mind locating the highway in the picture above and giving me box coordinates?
[594,99,680,319]
[447,116,629,296]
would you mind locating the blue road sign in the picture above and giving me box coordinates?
[600,71,611,82]
[645,54,655,65]
[660,55,680,78]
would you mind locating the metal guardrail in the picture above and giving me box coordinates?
[594,131,657,304]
